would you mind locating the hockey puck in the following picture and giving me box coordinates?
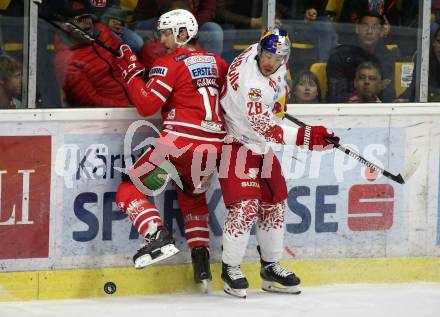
[104,282,116,294]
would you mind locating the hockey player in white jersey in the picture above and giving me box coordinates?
[219,29,339,298]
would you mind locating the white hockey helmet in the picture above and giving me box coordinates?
[157,9,198,46]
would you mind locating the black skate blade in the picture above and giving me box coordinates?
[134,244,179,269]
[224,282,247,299]
[261,281,301,294]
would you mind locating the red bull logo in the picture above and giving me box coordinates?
[273,42,282,50]
[248,88,262,101]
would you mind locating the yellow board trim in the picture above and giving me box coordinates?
[233,43,315,51]
[0,0,12,10]
[1,257,440,301]
[1,43,55,51]
[233,44,250,51]
[1,43,23,52]
[292,43,314,49]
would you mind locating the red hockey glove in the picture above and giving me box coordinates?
[113,44,145,84]
[296,125,339,151]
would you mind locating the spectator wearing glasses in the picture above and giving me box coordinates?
[53,0,131,107]
[326,11,398,103]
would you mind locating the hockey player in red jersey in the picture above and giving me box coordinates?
[219,29,339,298]
[113,9,229,289]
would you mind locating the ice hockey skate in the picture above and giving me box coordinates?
[191,246,212,293]
[133,227,179,269]
[221,262,249,298]
[260,260,301,294]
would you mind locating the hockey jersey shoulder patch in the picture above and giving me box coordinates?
[149,66,168,77]
[174,54,188,62]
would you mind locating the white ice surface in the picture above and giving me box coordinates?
[1,283,440,317]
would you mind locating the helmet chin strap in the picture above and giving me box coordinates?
[174,36,191,46]
[173,30,192,47]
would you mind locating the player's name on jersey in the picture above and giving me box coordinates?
[195,78,218,88]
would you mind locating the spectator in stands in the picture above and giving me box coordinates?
[53,0,131,107]
[101,5,126,38]
[216,0,281,29]
[133,0,223,55]
[399,0,418,27]
[397,22,436,102]
[286,2,338,72]
[0,54,22,109]
[347,61,384,103]
[431,0,440,37]
[0,0,24,61]
[276,0,329,20]
[215,0,282,62]
[428,25,440,101]
[305,6,318,22]
[91,0,144,52]
[292,70,322,103]
[326,11,398,103]
[339,0,399,25]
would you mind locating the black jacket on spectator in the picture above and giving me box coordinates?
[216,0,291,29]
[216,0,262,28]
[326,43,399,103]
[429,52,440,102]
[276,0,329,20]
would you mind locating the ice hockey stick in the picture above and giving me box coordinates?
[283,112,419,184]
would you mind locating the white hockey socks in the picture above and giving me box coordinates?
[222,199,259,266]
[256,201,285,262]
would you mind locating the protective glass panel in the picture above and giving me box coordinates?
[37,0,134,108]
[429,1,440,102]
[0,0,26,109]
[277,0,420,104]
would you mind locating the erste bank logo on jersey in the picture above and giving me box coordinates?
[0,136,51,259]
[185,55,219,80]
[188,62,219,79]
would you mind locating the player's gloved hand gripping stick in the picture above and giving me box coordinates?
[285,112,420,184]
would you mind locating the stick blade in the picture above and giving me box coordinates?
[399,149,421,183]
